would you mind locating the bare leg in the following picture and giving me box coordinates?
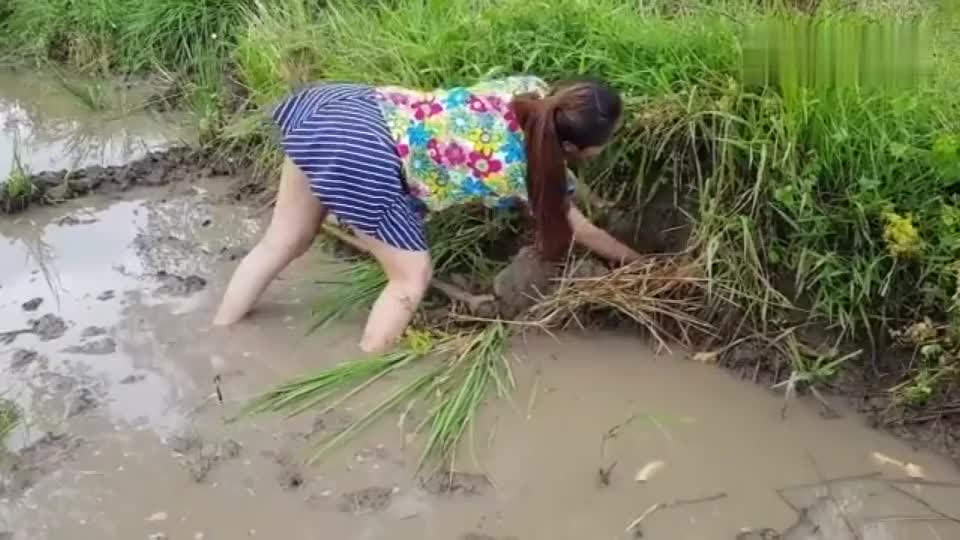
[352,231,432,353]
[213,158,326,325]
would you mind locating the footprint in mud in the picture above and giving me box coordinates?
[420,471,490,496]
[167,430,243,483]
[307,409,356,438]
[336,486,396,514]
[261,449,307,490]
[64,337,117,355]
[0,432,81,498]
[154,272,207,297]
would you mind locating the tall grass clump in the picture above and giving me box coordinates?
[0,0,252,73]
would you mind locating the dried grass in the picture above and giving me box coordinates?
[526,255,714,351]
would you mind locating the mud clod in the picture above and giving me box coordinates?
[493,247,558,318]
[421,471,490,496]
[80,326,108,338]
[121,373,147,384]
[65,337,117,355]
[337,486,394,514]
[155,272,207,297]
[65,387,99,417]
[29,314,67,341]
[21,297,43,312]
[218,246,249,262]
[10,349,40,370]
[173,434,243,483]
[167,430,203,455]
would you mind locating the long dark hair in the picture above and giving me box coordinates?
[512,78,623,260]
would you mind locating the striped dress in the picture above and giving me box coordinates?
[272,83,427,251]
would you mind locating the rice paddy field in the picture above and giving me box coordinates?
[3,0,960,471]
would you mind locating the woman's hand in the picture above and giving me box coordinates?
[567,205,641,265]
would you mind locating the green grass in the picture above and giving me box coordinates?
[241,324,511,470]
[2,141,38,213]
[0,399,20,444]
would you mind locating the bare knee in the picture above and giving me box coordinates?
[261,224,315,259]
[392,258,432,301]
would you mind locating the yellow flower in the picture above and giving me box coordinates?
[484,172,509,193]
[883,211,922,258]
[468,128,504,155]
[424,171,451,199]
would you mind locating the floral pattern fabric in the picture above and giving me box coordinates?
[374,76,557,212]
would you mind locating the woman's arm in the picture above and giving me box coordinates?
[567,205,641,265]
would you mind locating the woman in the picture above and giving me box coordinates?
[214,75,640,352]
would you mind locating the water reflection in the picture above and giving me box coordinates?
[0,70,186,178]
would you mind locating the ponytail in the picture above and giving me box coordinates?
[512,79,622,260]
[513,93,574,261]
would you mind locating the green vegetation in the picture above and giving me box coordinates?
[0,398,20,444]
[4,0,960,465]
[2,141,37,212]
[241,324,512,471]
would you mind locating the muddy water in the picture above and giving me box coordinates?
[0,70,186,178]
[1,187,959,540]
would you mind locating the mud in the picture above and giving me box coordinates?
[64,337,117,355]
[0,432,81,498]
[20,298,42,312]
[421,471,490,496]
[493,246,558,318]
[337,486,396,514]
[154,272,207,297]
[3,187,960,540]
[1,146,226,214]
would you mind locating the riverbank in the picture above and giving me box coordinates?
[3,0,960,475]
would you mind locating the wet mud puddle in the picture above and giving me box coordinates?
[1,81,959,540]
[0,69,187,179]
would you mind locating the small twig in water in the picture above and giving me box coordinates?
[597,461,617,487]
[886,482,960,525]
[777,471,883,494]
[624,492,728,535]
[806,451,862,540]
[526,367,541,420]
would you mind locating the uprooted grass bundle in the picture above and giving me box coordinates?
[240,323,513,472]
[527,256,714,350]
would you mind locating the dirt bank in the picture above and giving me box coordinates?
[0,146,249,214]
